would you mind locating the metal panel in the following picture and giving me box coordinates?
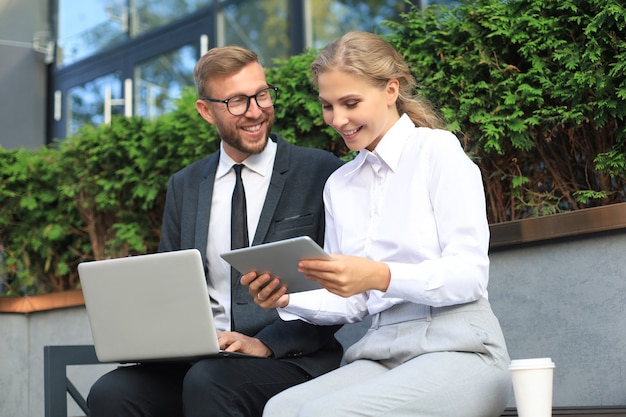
[490,203,626,248]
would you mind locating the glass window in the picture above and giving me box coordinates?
[57,0,212,67]
[58,0,128,66]
[134,45,197,119]
[220,0,290,65]
[66,74,123,136]
[309,0,410,50]
[130,0,212,37]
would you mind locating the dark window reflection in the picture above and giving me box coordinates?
[67,74,122,135]
[221,0,290,64]
[135,45,196,119]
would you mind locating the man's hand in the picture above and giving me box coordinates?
[217,331,273,357]
[240,271,290,309]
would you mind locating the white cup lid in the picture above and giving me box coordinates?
[509,357,555,370]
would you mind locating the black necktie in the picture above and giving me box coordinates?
[231,164,249,250]
[230,164,249,331]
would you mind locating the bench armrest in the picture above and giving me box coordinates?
[43,345,103,417]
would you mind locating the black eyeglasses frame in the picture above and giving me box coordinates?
[200,85,279,116]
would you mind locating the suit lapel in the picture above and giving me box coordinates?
[253,134,290,245]
[194,152,219,271]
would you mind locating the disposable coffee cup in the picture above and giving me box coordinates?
[508,358,555,417]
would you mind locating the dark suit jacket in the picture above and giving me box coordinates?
[158,133,344,377]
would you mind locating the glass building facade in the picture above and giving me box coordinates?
[50,0,455,140]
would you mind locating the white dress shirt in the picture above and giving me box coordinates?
[207,139,277,331]
[282,114,490,325]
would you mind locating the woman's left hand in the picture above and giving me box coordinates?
[298,254,390,297]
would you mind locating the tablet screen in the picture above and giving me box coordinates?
[220,236,331,293]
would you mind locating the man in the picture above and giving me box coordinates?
[87,46,344,417]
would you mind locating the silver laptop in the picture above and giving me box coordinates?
[78,249,247,363]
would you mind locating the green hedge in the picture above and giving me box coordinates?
[1,0,624,295]
[0,94,217,295]
[388,0,626,221]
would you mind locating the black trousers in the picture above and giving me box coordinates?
[87,357,312,417]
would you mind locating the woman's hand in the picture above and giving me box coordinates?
[298,254,390,298]
[240,271,290,309]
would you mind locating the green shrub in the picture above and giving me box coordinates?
[387,0,626,222]
[0,146,84,295]
[0,89,218,295]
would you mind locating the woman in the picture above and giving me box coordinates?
[241,31,511,417]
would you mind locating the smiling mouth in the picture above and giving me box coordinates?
[242,123,263,133]
[342,126,362,137]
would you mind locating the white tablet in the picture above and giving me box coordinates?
[220,236,331,293]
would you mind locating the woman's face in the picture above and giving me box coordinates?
[317,68,399,152]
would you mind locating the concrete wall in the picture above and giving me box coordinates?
[1,229,624,416]
[488,229,626,408]
[338,229,626,409]
[0,0,49,150]
[0,305,115,417]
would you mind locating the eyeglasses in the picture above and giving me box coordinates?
[200,85,278,116]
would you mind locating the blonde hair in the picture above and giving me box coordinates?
[194,46,260,97]
[311,31,444,129]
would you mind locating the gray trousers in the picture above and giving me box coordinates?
[263,298,512,417]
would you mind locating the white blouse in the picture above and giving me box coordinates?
[281,114,490,325]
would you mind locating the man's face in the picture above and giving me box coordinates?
[196,62,275,162]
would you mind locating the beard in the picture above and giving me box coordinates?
[214,111,275,155]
